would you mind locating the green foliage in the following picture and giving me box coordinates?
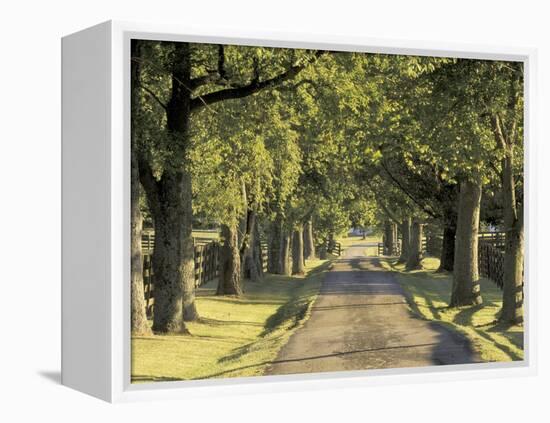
[135,38,523,249]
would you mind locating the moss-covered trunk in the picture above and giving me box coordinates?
[450,179,483,307]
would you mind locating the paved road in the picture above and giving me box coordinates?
[266,241,480,376]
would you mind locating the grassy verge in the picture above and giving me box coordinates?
[131,259,329,382]
[379,257,524,362]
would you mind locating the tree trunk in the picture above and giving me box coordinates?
[303,219,316,261]
[146,170,197,332]
[437,204,457,272]
[217,223,243,296]
[241,208,261,281]
[438,218,456,272]
[252,223,264,279]
[398,217,411,263]
[130,161,151,336]
[136,42,199,332]
[406,221,423,270]
[279,230,292,276]
[384,221,398,255]
[268,217,281,273]
[130,40,151,336]
[292,226,305,275]
[450,179,483,307]
[499,143,524,324]
[319,244,328,259]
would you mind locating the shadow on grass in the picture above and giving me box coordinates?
[203,342,446,380]
[198,317,263,327]
[216,260,332,366]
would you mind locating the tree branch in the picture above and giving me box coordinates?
[364,178,401,224]
[189,70,223,90]
[139,84,167,110]
[379,161,440,219]
[190,50,326,111]
[137,152,161,220]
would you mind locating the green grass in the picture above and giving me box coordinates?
[379,257,524,362]
[131,259,329,382]
[337,233,382,256]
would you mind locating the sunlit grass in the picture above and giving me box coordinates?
[131,259,329,383]
[380,257,524,362]
[337,233,382,256]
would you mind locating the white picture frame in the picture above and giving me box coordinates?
[61,20,538,403]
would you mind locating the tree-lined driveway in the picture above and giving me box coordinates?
[266,241,480,375]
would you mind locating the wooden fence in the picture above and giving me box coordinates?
[141,232,221,317]
[478,241,505,289]
[260,241,269,273]
[327,240,342,256]
[478,231,506,250]
[141,233,220,287]
[141,233,269,316]
[376,238,427,256]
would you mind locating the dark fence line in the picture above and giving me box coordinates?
[478,231,506,250]
[478,241,504,289]
[377,238,428,257]
[142,241,221,317]
[260,241,269,273]
[376,231,508,290]
[194,242,221,287]
[142,233,269,317]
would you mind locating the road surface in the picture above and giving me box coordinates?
[266,240,480,375]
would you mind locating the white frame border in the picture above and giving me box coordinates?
[108,20,537,403]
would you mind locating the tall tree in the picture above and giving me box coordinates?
[130,40,152,336]
[450,179,483,306]
[133,42,323,332]
[490,62,524,323]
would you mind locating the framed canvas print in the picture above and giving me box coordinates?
[61,20,537,402]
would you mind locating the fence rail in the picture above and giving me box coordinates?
[377,238,428,256]
[142,232,269,317]
[478,241,505,289]
[260,241,269,273]
[478,231,506,250]
[141,232,221,317]
[376,231,509,290]
[327,240,342,256]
